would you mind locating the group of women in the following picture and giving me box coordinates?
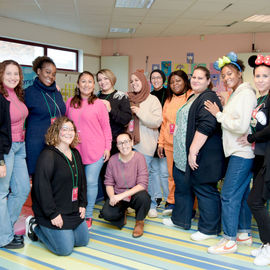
[0,52,270,266]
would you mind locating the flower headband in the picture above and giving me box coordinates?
[214,52,242,72]
[248,54,270,68]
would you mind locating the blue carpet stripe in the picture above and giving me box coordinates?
[1,249,64,270]
[91,230,254,270]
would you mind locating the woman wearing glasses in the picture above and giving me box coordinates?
[100,132,151,238]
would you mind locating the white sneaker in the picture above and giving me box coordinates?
[162,218,175,227]
[191,231,217,241]
[208,238,237,254]
[148,209,158,218]
[236,232,252,246]
[251,244,264,257]
[254,244,270,266]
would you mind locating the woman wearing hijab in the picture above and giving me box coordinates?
[127,71,162,218]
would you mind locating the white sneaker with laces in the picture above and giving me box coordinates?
[208,238,237,254]
[191,231,217,241]
[148,209,158,218]
[254,244,270,266]
[236,232,252,246]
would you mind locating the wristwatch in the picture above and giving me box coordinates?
[0,160,5,166]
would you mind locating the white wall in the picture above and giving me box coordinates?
[0,16,102,98]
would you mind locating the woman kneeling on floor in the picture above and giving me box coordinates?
[25,116,89,256]
[100,132,151,238]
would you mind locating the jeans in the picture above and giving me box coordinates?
[143,154,157,209]
[221,155,253,240]
[35,221,89,256]
[247,167,270,244]
[150,157,169,201]
[0,142,30,247]
[172,165,221,234]
[85,157,104,218]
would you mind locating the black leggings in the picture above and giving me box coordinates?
[247,167,270,244]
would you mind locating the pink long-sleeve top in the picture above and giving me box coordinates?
[104,152,148,195]
[5,86,28,142]
[66,98,112,164]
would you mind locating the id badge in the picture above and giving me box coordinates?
[72,187,78,202]
[77,130,81,143]
[252,142,255,151]
[169,123,175,134]
[51,117,56,124]
[128,119,134,132]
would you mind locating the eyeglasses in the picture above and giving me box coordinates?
[61,126,75,132]
[117,139,131,147]
[151,76,162,81]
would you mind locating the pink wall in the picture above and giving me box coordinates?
[101,33,270,75]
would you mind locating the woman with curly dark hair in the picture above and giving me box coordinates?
[24,56,66,176]
[0,60,30,249]
[25,116,89,256]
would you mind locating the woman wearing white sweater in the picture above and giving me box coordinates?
[128,71,162,218]
[205,52,257,255]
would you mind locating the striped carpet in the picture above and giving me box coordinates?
[0,201,269,270]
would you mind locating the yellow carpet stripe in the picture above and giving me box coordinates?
[19,244,104,270]
[0,250,52,270]
[92,232,246,270]
[92,239,202,270]
[79,246,161,270]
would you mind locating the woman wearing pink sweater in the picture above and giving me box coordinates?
[66,71,112,229]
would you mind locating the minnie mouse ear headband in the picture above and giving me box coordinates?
[214,52,242,72]
[248,54,270,68]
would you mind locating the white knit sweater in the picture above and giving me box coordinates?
[216,82,257,158]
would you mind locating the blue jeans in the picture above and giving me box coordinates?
[172,165,221,234]
[0,142,30,247]
[150,157,169,201]
[34,221,89,256]
[221,155,253,240]
[85,157,104,218]
[143,154,157,209]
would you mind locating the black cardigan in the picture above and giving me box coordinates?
[0,94,12,160]
[32,146,87,229]
[248,95,270,199]
[185,89,226,184]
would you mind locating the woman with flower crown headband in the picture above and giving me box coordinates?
[205,52,257,255]
[237,54,270,266]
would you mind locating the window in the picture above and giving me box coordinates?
[0,37,79,72]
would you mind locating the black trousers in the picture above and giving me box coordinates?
[247,167,270,244]
[101,190,151,229]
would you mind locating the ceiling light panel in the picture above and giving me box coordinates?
[115,0,155,9]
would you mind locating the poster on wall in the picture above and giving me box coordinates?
[152,64,160,71]
[174,63,189,74]
[187,53,194,64]
[161,61,172,79]
[22,66,36,89]
[191,63,207,73]
[209,62,219,74]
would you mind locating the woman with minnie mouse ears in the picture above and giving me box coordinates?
[205,52,257,255]
[238,54,270,266]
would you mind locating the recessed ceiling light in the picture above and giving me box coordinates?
[244,15,270,23]
[115,0,155,9]
[110,27,136,33]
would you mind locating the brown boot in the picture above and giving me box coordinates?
[132,220,144,238]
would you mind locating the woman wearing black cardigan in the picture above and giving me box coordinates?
[163,66,225,242]
[238,55,270,266]
[25,116,89,256]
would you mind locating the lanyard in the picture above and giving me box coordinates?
[8,95,26,130]
[69,101,87,133]
[161,90,165,106]
[63,150,79,188]
[41,91,56,118]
